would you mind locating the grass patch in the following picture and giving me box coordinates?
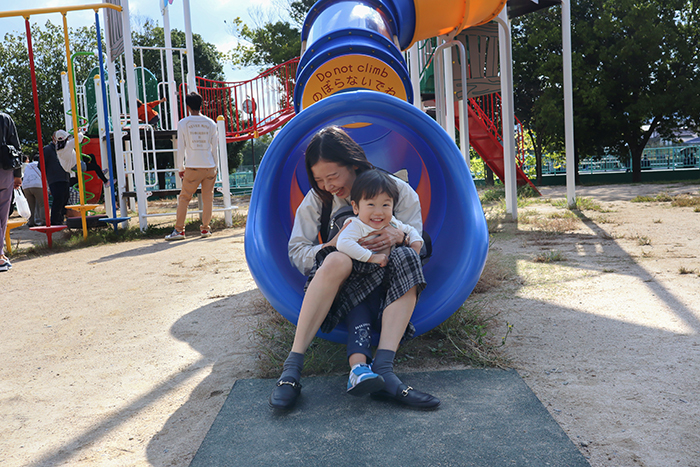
[254,249,514,377]
[551,197,603,212]
[678,266,697,275]
[548,210,577,220]
[514,209,538,225]
[399,302,512,368]
[671,195,700,208]
[515,208,579,233]
[636,235,652,246]
[480,185,540,205]
[631,193,673,203]
[533,216,580,233]
[593,215,616,224]
[480,187,506,203]
[533,250,565,263]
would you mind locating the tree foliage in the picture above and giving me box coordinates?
[131,18,224,82]
[226,0,315,69]
[512,0,700,182]
[0,21,98,153]
[0,18,225,153]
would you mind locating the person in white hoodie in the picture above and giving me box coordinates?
[22,154,44,227]
[165,92,219,241]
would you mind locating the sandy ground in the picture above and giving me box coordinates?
[1,182,699,467]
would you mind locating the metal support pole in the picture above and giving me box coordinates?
[496,9,517,220]
[105,40,128,222]
[162,7,180,130]
[94,75,114,218]
[182,0,197,91]
[121,0,149,230]
[60,72,72,132]
[443,44,456,142]
[433,39,471,164]
[24,18,54,236]
[562,0,577,208]
[408,43,422,110]
[217,116,232,227]
[62,13,90,238]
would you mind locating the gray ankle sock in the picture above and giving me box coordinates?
[372,349,402,395]
[280,351,304,382]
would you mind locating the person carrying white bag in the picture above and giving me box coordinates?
[1,112,22,272]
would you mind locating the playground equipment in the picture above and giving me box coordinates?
[0,3,129,245]
[246,0,513,343]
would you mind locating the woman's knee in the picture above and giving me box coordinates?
[316,252,352,280]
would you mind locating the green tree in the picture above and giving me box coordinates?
[0,18,226,152]
[511,0,700,183]
[227,141,245,172]
[226,0,315,69]
[239,134,273,168]
[131,18,225,82]
[0,20,99,151]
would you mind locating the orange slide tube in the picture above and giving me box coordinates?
[410,0,506,46]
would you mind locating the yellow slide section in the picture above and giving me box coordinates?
[410,0,506,47]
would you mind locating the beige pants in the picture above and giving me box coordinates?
[175,167,217,232]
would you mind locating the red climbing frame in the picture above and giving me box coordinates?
[466,93,540,193]
[180,58,299,143]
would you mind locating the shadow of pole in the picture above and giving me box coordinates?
[26,357,208,467]
[574,209,700,334]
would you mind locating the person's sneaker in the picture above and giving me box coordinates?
[164,229,185,241]
[347,363,385,396]
[200,229,212,238]
[0,258,11,272]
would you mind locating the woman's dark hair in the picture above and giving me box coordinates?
[304,126,374,205]
[350,169,399,209]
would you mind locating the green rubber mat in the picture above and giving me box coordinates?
[190,369,590,467]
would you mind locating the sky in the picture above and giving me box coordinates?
[0,0,283,82]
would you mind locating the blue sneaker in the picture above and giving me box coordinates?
[347,363,385,396]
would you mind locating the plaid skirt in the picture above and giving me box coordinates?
[304,246,426,337]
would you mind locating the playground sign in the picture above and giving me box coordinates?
[300,54,408,110]
[104,0,124,61]
[242,98,256,115]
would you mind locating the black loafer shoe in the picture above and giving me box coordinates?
[371,383,440,410]
[269,378,302,410]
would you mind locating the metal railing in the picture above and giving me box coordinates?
[187,57,299,142]
[538,145,700,175]
[468,93,526,166]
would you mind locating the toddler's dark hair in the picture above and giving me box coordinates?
[350,169,399,207]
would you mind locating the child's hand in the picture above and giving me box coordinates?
[369,253,388,267]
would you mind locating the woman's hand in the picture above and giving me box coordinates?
[358,225,402,252]
[368,253,388,267]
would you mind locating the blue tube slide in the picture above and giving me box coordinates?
[244,90,489,344]
[295,0,414,112]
